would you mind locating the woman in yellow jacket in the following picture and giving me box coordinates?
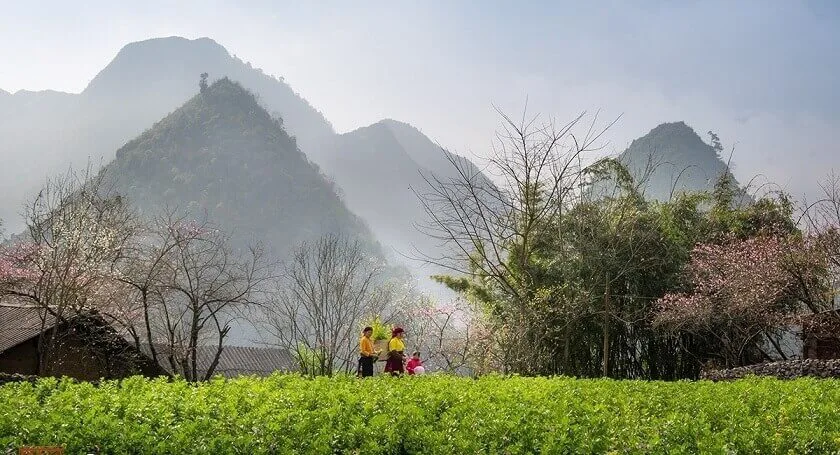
[358,326,379,377]
[383,327,406,376]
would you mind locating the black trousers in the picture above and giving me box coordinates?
[359,356,375,377]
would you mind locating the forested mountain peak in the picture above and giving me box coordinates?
[108,77,375,257]
[617,121,739,201]
[0,36,336,231]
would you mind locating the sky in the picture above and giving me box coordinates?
[1,0,839,200]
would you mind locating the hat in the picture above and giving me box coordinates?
[391,327,404,336]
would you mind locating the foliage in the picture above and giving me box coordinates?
[420,110,808,378]
[1,375,839,454]
[365,316,392,342]
[654,236,804,367]
[294,344,327,377]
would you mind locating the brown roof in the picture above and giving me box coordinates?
[0,304,59,352]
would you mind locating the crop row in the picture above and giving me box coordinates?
[1,375,839,454]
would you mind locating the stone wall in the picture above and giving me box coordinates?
[701,359,840,380]
[0,373,39,386]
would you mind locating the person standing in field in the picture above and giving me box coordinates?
[358,326,379,377]
[384,327,406,376]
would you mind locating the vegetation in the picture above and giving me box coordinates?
[420,112,839,379]
[0,37,337,232]
[1,375,839,454]
[107,78,376,261]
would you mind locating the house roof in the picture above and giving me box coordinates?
[0,304,59,353]
[144,344,296,378]
[206,345,295,377]
[0,303,295,377]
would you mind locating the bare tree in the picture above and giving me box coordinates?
[112,211,273,381]
[415,108,616,373]
[266,234,389,376]
[0,166,137,374]
[407,298,481,374]
[794,173,840,336]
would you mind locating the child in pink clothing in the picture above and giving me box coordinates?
[406,351,423,375]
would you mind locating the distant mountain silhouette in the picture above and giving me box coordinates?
[84,37,334,149]
[0,37,333,231]
[613,121,744,201]
[317,119,489,297]
[107,78,374,257]
[0,36,490,295]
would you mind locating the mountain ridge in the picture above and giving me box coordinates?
[0,36,335,231]
[616,121,739,201]
[1,36,492,297]
[107,76,377,259]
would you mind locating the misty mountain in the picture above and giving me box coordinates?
[84,37,334,150]
[0,35,489,296]
[106,78,374,259]
[0,37,333,232]
[614,121,744,201]
[317,119,487,296]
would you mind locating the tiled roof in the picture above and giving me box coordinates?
[0,304,59,352]
[143,344,295,378]
[201,345,295,377]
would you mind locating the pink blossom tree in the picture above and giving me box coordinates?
[653,235,803,367]
[0,167,137,374]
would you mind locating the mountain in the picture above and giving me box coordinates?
[107,78,374,259]
[1,36,490,296]
[83,37,334,150]
[613,121,742,201]
[0,37,333,232]
[317,119,488,296]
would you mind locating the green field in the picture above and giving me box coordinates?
[1,375,838,454]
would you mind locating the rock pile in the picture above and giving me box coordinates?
[701,359,840,380]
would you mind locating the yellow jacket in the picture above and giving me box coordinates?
[360,336,375,357]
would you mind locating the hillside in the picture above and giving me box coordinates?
[318,119,487,296]
[84,37,334,150]
[107,78,374,260]
[0,37,333,231]
[0,36,491,296]
[614,121,742,201]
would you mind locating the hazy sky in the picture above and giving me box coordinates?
[2,0,838,200]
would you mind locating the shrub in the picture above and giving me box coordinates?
[1,375,839,453]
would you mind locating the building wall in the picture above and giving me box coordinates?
[805,336,840,360]
[0,337,39,375]
[0,327,161,380]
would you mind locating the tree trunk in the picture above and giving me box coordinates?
[563,326,571,374]
[602,272,610,377]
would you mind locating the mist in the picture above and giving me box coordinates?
[2,2,838,211]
